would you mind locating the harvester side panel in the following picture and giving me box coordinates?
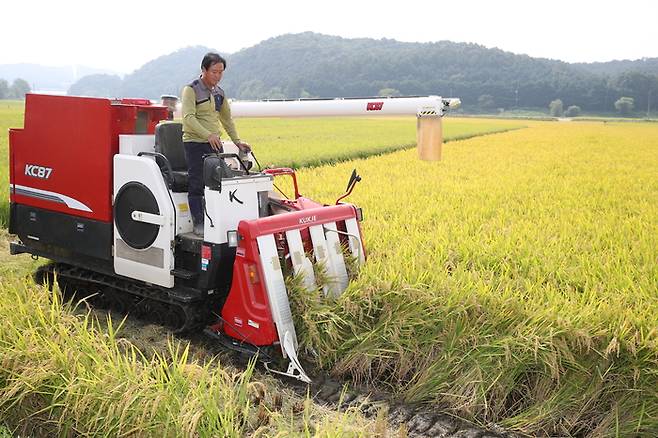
[10,94,114,222]
[113,154,176,288]
[9,94,168,224]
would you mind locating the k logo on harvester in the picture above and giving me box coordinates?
[229,189,243,204]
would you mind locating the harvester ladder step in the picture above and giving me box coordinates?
[170,268,197,280]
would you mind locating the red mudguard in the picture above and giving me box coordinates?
[221,204,363,346]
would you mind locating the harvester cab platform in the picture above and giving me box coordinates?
[9,94,365,383]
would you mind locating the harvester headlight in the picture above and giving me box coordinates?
[227,230,240,248]
[355,207,364,222]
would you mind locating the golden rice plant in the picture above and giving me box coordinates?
[0,276,379,437]
[287,121,658,436]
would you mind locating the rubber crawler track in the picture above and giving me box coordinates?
[36,262,214,333]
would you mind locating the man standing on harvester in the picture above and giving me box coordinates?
[182,52,252,235]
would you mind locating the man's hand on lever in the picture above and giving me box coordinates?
[235,141,252,154]
[208,133,223,151]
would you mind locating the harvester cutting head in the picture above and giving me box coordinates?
[207,159,365,383]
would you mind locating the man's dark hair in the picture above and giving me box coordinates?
[201,52,226,70]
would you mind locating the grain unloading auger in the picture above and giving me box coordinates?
[9,94,456,383]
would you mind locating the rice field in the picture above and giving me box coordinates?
[1,99,657,436]
[0,265,377,437]
[286,121,658,436]
[0,103,519,436]
[234,116,523,168]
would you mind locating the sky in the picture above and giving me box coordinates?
[2,0,657,74]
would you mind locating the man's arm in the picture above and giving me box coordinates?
[219,99,251,154]
[218,98,240,143]
[181,86,212,140]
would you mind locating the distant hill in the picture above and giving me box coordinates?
[574,58,658,76]
[223,33,593,106]
[63,32,658,113]
[0,63,120,92]
[121,46,225,98]
[67,74,124,98]
[222,33,658,112]
[67,46,217,99]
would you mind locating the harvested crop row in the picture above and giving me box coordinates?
[288,121,658,436]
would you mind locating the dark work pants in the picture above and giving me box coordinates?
[183,141,216,225]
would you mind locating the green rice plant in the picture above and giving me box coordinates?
[0,101,24,228]
[236,116,524,169]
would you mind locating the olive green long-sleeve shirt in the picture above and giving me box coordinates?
[181,81,240,143]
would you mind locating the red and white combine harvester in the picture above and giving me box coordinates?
[9,94,457,382]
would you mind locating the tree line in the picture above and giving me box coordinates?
[222,34,658,116]
[0,78,31,99]
[548,96,639,117]
[65,33,658,116]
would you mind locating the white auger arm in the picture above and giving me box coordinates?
[229,95,461,118]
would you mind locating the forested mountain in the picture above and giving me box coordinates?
[574,58,658,76]
[67,46,215,98]
[65,32,658,113]
[67,74,123,98]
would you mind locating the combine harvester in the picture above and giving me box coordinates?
[8,94,457,382]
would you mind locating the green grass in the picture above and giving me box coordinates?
[0,425,10,438]
[0,101,24,228]
[234,116,523,168]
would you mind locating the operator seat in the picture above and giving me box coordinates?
[154,122,188,192]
